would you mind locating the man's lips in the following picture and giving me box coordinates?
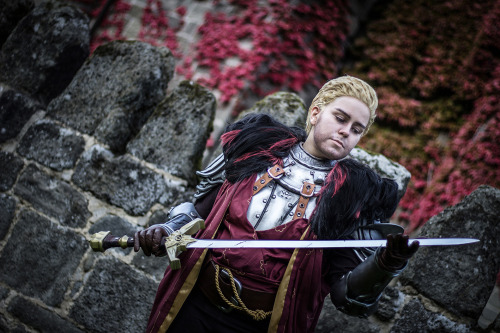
[332,139,344,148]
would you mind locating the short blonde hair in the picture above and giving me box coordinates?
[306,75,378,135]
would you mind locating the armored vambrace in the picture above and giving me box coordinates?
[330,247,406,318]
[160,202,202,235]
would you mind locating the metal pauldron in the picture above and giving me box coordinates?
[194,153,226,199]
[160,202,202,235]
[330,247,406,318]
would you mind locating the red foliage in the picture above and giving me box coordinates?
[189,0,349,103]
[356,0,500,231]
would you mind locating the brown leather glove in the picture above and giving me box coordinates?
[378,234,419,271]
[134,225,169,257]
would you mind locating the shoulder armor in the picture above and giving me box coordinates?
[351,221,404,261]
[194,153,226,199]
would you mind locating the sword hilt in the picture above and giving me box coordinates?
[88,218,205,270]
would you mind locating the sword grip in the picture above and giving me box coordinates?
[89,231,134,252]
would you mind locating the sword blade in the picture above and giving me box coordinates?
[187,238,479,249]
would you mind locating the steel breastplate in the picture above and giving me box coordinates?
[247,144,335,230]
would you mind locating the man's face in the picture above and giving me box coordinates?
[303,96,370,160]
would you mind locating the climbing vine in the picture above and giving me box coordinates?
[71,0,499,232]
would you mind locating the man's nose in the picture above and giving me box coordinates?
[338,126,349,137]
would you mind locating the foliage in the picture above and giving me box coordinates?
[353,0,500,231]
[74,0,499,232]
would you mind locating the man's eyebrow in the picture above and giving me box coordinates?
[335,108,367,129]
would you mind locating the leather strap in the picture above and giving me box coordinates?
[252,164,285,195]
[293,182,315,220]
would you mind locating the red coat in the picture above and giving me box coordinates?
[146,176,331,333]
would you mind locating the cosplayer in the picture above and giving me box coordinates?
[134,75,419,333]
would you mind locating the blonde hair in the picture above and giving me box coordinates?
[306,75,378,135]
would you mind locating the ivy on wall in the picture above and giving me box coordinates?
[72,0,499,232]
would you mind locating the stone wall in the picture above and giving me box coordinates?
[0,2,498,332]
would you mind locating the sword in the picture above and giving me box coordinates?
[88,219,479,270]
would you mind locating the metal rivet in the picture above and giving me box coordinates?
[289,212,294,216]
[272,195,276,199]
[253,186,258,191]
[263,199,267,203]
[297,212,302,217]
[260,179,265,184]
[256,214,261,218]
[288,203,293,207]
[299,203,305,208]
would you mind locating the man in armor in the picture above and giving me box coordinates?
[134,75,419,333]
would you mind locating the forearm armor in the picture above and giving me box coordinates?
[330,247,406,317]
[160,202,202,235]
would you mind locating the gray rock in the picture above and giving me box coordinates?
[70,257,156,333]
[72,145,172,216]
[0,85,42,143]
[7,296,84,333]
[17,120,85,170]
[0,208,88,307]
[0,1,89,105]
[237,91,308,128]
[349,148,411,201]
[0,151,24,191]
[0,0,35,47]
[0,284,8,301]
[132,251,170,282]
[375,286,403,322]
[400,185,500,319]
[0,193,16,241]
[14,164,90,228]
[390,298,471,333]
[127,80,216,185]
[315,297,380,333]
[48,40,175,153]
[148,209,170,227]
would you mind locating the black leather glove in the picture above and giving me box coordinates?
[378,234,419,271]
[134,225,169,257]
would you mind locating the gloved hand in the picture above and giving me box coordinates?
[134,225,169,256]
[378,234,419,271]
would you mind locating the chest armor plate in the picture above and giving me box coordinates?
[247,144,335,230]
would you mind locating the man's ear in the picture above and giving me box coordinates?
[310,106,320,126]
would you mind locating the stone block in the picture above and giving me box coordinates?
[390,298,471,333]
[0,193,16,241]
[17,120,85,170]
[72,145,172,216]
[0,209,88,307]
[375,286,403,322]
[7,296,84,333]
[0,0,35,47]
[47,40,175,153]
[132,251,170,282]
[0,2,89,105]
[315,297,380,333]
[349,148,411,201]
[14,164,90,228]
[0,151,24,191]
[237,91,308,128]
[70,257,156,332]
[0,86,42,143]
[400,185,500,320]
[127,80,216,185]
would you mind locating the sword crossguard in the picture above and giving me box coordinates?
[163,218,205,270]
